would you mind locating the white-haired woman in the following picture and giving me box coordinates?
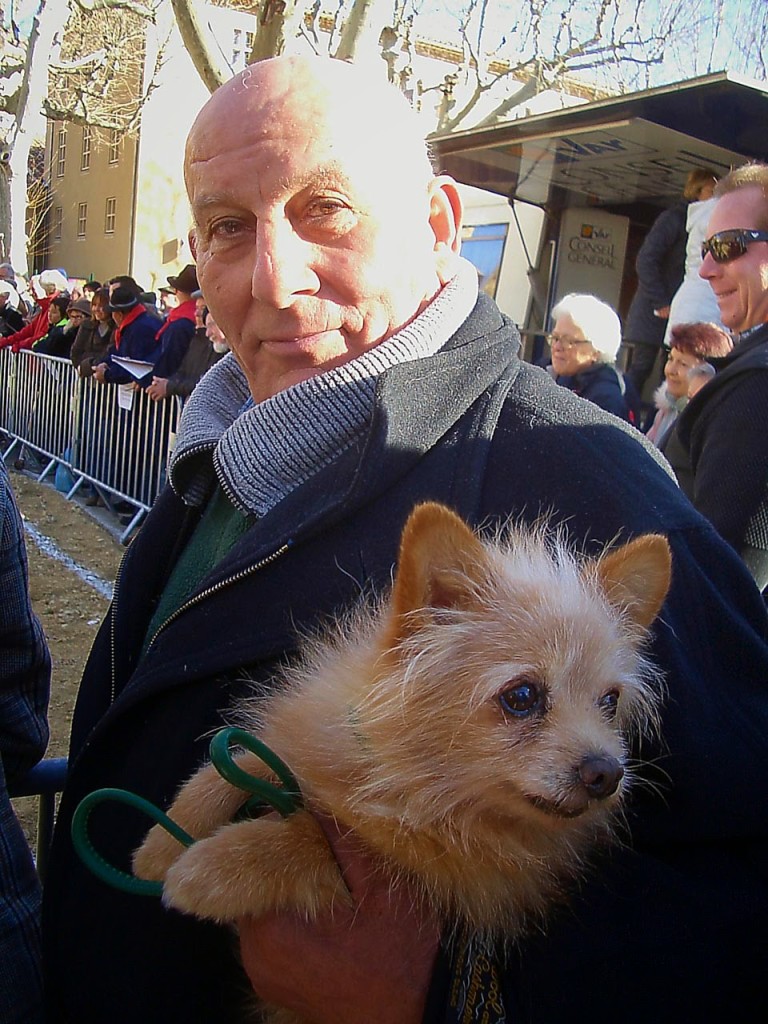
[547,293,631,421]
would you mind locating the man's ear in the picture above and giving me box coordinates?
[428,175,463,284]
[188,229,199,263]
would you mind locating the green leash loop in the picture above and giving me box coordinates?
[71,788,195,897]
[209,727,304,819]
[71,728,304,897]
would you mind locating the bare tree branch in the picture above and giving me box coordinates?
[170,0,229,92]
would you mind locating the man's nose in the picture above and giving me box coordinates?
[699,251,718,280]
[252,220,319,308]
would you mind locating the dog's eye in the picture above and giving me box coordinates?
[598,688,620,718]
[499,678,545,718]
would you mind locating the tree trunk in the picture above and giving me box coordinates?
[249,0,304,62]
[334,0,388,62]
[0,0,70,274]
[169,0,229,94]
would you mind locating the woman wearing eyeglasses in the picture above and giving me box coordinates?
[546,292,633,422]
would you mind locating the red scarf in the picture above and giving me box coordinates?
[155,298,196,340]
[113,304,145,349]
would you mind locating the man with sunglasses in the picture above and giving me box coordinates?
[677,162,768,590]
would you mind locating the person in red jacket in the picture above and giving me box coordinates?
[0,270,69,353]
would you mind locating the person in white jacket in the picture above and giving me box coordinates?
[664,177,725,344]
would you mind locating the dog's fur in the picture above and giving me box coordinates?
[134,503,671,1020]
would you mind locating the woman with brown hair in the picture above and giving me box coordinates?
[646,320,732,495]
[69,288,115,378]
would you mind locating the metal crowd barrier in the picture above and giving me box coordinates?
[0,348,181,543]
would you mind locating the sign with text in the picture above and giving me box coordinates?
[552,207,629,312]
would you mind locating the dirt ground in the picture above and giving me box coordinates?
[8,470,125,847]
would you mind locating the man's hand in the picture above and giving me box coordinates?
[147,377,169,401]
[237,816,439,1024]
[92,362,108,383]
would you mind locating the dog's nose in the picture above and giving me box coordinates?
[578,756,624,799]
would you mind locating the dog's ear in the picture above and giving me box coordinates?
[389,503,491,632]
[594,535,672,629]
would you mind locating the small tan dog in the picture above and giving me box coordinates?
[134,502,671,1021]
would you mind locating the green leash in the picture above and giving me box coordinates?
[71,727,304,897]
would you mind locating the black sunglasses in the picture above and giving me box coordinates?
[701,228,768,264]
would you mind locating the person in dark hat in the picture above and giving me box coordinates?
[67,296,92,322]
[92,285,161,385]
[150,263,198,380]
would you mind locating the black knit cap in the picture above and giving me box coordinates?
[108,286,140,312]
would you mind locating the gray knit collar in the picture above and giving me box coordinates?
[170,258,479,514]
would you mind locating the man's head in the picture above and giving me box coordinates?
[699,163,768,332]
[108,285,140,326]
[185,56,462,402]
[108,275,143,299]
[205,311,229,354]
[167,264,199,302]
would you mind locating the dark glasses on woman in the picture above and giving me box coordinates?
[701,229,768,264]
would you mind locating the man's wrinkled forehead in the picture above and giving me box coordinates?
[185,58,432,193]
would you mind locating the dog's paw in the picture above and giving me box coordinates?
[133,823,188,883]
[161,826,265,923]
[160,813,348,924]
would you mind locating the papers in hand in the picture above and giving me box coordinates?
[112,356,155,379]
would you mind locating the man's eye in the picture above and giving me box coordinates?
[210,219,248,240]
[305,198,350,219]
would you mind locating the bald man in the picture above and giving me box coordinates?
[43,57,768,1024]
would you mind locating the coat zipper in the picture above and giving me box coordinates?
[109,516,296,700]
[120,542,293,693]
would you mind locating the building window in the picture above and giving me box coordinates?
[105,196,116,234]
[81,125,91,171]
[461,223,509,299]
[56,128,67,178]
[53,206,63,241]
[232,28,255,69]
[109,129,120,164]
[77,202,87,238]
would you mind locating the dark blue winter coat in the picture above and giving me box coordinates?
[624,202,687,347]
[102,309,163,385]
[553,361,630,420]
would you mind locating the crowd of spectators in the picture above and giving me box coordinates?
[0,263,228,400]
[0,262,229,522]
